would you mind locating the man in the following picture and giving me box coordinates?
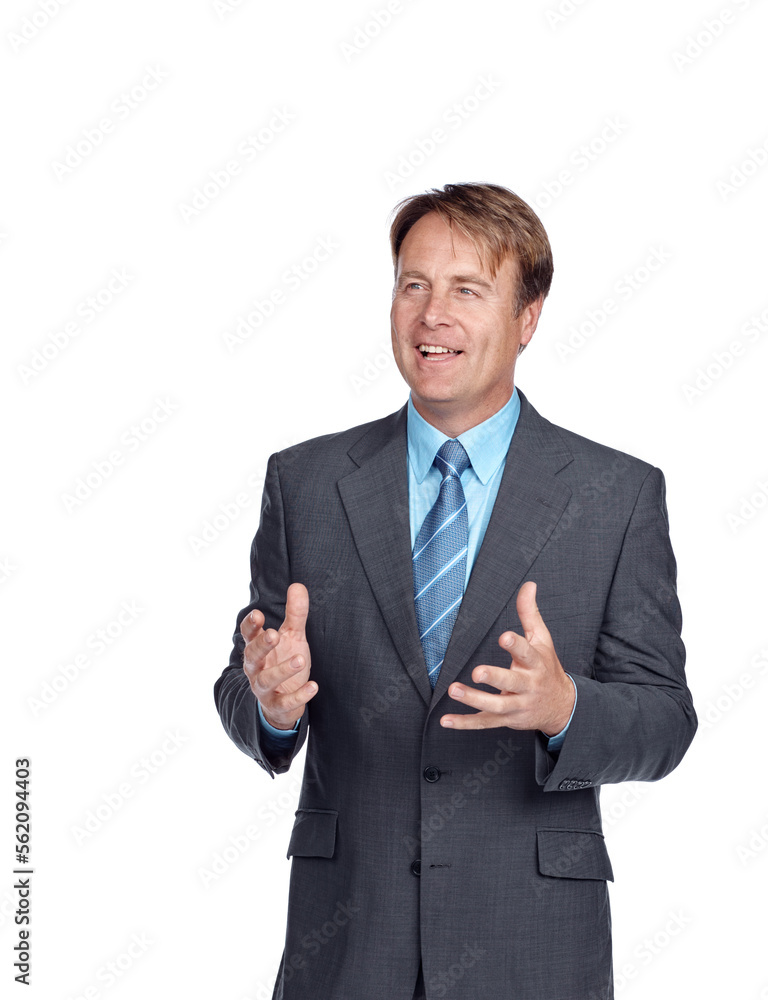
[214,183,696,1000]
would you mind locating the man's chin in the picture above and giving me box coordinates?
[409,394,462,423]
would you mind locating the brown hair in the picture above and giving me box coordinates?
[389,183,553,316]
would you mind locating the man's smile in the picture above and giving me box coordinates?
[417,343,463,359]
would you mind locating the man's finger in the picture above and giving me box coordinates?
[439,710,508,730]
[240,607,265,642]
[247,648,307,691]
[282,582,309,633]
[470,663,526,693]
[516,581,551,641]
[263,680,318,723]
[497,630,539,669]
[448,681,518,715]
[243,627,280,671]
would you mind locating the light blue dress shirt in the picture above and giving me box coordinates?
[258,389,576,751]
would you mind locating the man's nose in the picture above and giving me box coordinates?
[420,290,453,327]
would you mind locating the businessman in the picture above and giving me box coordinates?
[214,182,697,999]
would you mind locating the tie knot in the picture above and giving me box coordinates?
[434,439,470,479]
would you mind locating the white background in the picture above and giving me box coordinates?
[2,0,767,997]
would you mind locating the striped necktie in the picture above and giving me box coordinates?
[413,439,471,688]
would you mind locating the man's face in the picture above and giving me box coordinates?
[390,211,542,436]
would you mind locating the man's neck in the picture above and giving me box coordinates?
[410,391,515,438]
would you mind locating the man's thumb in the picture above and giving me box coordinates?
[516,581,542,634]
[283,582,309,631]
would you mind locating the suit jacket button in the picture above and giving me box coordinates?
[423,766,441,783]
[410,859,421,877]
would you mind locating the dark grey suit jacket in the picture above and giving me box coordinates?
[214,390,697,1000]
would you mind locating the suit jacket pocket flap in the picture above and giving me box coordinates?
[287,808,338,859]
[537,828,614,881]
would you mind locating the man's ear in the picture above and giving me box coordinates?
[517,297,544,355]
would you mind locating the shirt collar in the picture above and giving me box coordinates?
[406,388,520,485]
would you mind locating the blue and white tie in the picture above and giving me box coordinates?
[413,439,471,688]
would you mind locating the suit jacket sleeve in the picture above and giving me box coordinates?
[535,466,697,790]
[213,452,309,778]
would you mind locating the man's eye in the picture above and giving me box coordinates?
[459,287,476,295]
[406,282,423,290]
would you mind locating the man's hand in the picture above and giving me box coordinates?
[241,582,317,730]
[441,581,575,736]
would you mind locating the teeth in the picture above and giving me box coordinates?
[418,344,458,354]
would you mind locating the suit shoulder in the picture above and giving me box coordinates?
[522,394,654,473]
[517,393,663,506]
[550,418,655,476]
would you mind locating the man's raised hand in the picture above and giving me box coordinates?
[241,582,317,730]
[441,581,575,735]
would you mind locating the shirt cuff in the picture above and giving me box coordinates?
[545,673,577,753]
[257,700,300,741]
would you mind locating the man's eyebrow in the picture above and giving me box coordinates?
[452,273,493,290]
[398,269,493,290]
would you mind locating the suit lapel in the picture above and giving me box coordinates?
[430,392,574,708]
[337,393,576,710]
[338,406,433,706]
